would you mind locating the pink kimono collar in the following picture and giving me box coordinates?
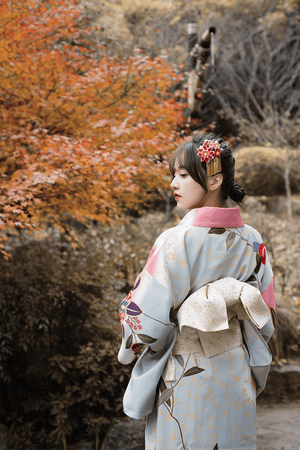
[183,207,244,228]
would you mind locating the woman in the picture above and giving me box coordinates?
[118,134,275,450]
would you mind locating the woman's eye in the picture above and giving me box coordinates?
[180,173,188,178]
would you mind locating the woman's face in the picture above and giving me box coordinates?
[170,162,207,210]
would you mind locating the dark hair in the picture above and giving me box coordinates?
[169,133,246,204]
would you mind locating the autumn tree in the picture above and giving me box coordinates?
[0,1,185,447]
[0,0,184,255]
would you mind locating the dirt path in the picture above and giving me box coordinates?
[257,402,300,450]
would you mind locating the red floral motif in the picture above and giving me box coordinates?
[118,292,132,325]
[258,243,266,265]
[132,343,143,353]
[118,291,143,332]
[119,310,125,323]
[197,139,222,163]
[126,317,142,330]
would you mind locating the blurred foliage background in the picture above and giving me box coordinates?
[0,212,172,449]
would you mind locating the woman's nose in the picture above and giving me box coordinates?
[170,176,178,189]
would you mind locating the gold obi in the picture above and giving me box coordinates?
[163,316,243,382]
[163,278,272,384]
[172,326,204,355]
[173,315,243,357]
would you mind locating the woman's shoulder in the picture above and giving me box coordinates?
[242,223,264,241]
[153,217,207,250]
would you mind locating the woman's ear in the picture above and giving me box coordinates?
[207,173,223,191]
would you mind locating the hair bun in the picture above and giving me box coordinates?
[228,183,246,203]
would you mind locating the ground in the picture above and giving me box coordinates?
[257,402,300,450]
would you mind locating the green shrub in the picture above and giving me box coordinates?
[0,212,174,449]
[0,226,139,450]
[235,146,300,196]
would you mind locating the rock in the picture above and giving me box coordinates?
[259,361,300,403]
[0,436,6,450]
[100,418,146,450]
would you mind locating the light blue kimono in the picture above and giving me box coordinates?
[118,207,275,450]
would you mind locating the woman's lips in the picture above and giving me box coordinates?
[174,194,181,200]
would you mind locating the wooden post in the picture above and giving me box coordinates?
[187,23,198,69]
[187,25,216,117]
[284,147,293,220]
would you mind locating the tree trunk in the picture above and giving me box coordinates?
[158,189,172,222]
[62,433,67,450]
[284,147,292,220]
[187,23,198,69]
[187,25,213,115]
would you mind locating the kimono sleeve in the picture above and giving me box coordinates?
[258,243,275,312]
[118,229,190,365]
[254,240,276,343]
[117,230,191,418]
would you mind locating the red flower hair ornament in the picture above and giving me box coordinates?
[197,140,223,176]
[197,139,222,162]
